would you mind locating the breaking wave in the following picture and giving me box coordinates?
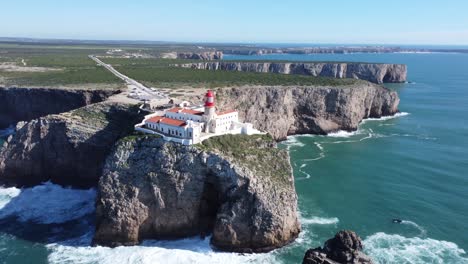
[301,216,339,225]
[0,125,15,138]
[326,130,359,138]
[0,187,21,209]
[283,136,306,148]
[361,112,410,123]
[364,232,468,264]
[47,232,275,264]
[0,182,96,224]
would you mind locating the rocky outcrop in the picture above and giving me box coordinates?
[177,51,223,60]
[0,87,119,128]
[0,102,143,188]
[216,85,399,140]
[93,134,300,253]
[303,230,373,264]
[177,62,407,84]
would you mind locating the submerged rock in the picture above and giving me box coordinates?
[177,61,407,84]
[216,85,399,140]
[303,230,373,264]
[93,134,300,252]
[0,102,143,188]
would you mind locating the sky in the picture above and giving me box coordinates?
[2,0,468,45]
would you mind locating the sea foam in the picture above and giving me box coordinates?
[301,216,339,225]
[0,125,15,138]
[326,130,359,138]
[0,182,96,224]
[47,233,275,264]
[361,112,410,123]
[364,232,468,264]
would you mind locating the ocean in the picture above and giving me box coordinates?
[1,52,468,263]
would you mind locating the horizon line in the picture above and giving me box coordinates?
[1,36,468,47]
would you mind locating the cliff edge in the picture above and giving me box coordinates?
[93,134,300,253]
[177,62,407,84]
[216,84,399,140]
[0,102,143,188]
[0,87,119,128]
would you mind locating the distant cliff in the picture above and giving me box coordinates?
[176,51,223,60]
[0,102,143,188]
[0,87,119,128]
[177,62,407,84]
[216,84,399,140]
[93,134,300,253]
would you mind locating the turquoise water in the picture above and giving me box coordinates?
[1,52,468,263]
[225,52,468,263]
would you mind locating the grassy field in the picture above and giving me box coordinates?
[0,43,125,88]
[0,42,358,89]
[102,57,357,88]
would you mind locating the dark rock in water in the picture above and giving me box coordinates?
[303,230,373,264]
[93,134,301,253]
[0,102,143,188]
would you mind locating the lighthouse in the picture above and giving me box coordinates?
[203,90,216,132]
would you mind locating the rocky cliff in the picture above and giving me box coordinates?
[93,134,300,253]
[215,84,399,140]
[0,87,119,128]
[177,51,223,60]
[0,102,143,188]
[303,230,373,264]
[177,62,407,84]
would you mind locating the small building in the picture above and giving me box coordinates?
[135,90,260,145]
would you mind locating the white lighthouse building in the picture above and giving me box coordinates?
[135,90,259,145]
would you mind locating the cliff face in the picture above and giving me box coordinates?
[0,102,143,188]
[0,87,119,128]
[93,134,300,253]
[177,62,407,84]
[216,84,399,140]
[177,51,223,60]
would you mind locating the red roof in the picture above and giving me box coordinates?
[167,107,182,113]
[147,116,165,123]
[167,107,203,115]
[217,110,237,115]
[146,116,186,127]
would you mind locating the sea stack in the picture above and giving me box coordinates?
[303,230,374,264]
[93,134,301,252]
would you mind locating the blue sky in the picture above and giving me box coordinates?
[2,0,468,44]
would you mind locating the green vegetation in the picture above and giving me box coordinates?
[1,42,358,89]
[120,132,161,142]
[102,58,357,88]
[196,134,292,188]
[0,43,123,88]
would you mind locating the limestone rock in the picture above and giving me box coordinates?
[303,230,373,264]
[0,87,118,128]
[177,51,223,60]
[93,134,300,252]
[176,62,407,84]
[216,85,399,140]
[0,102,143,188]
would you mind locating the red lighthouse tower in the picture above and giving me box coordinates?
[204,90,216,131]
[205,90,215,107]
